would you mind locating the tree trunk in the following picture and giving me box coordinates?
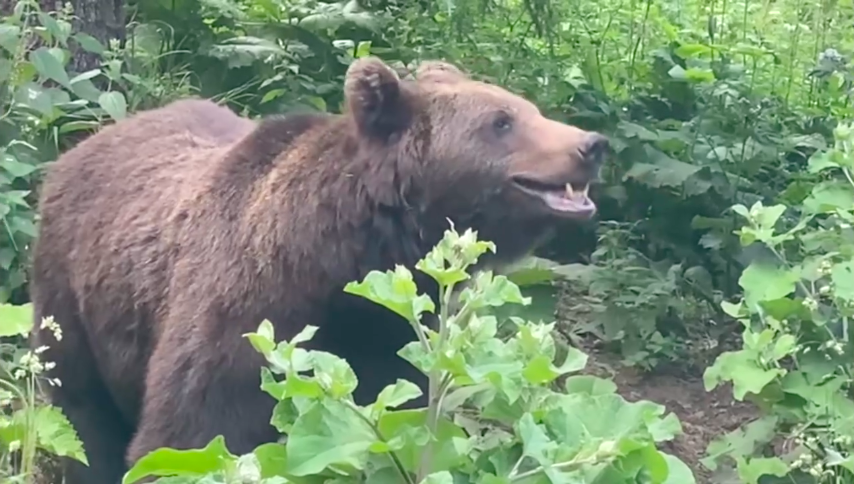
[0,0,125,75]
[68,0,125,74]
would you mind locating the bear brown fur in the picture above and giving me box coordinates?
[30,57,609,484]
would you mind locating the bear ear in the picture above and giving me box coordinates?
[344,56,410,140]
[416,60,469,84]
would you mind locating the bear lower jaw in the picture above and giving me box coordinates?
[537,189,597,219]
[511,180,597,220]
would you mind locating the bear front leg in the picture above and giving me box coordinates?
[125,323,279,467]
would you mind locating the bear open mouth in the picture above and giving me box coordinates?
[512,177,597,219]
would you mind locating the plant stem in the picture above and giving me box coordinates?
[508,454,606,482]
[342,400,414,484]
[418,280,456,482]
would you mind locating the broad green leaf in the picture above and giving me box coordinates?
[0,302,33,337]
[623,147,701,188]
[244,319,277,356]
[502,256,559,286]
[285,399,377,476]
[703,350,783,400]
[618,121,659,141]
[807,150,841,173]
[73,32,106,54]
[831,260,854,302]
[69,69,102,85]
[29,47,71,89]
[420,471,453,484]
[122,435,235,483]
[701,416,778,471]
[1,153,38,179]
[674,43,712,58]
[372,379,423,415]
[564,375,618,396]
[344,267,435,323]
[377,409,468,473]
[463,273,531,308]
[662,453,696,484]
[735,456,789,483]
[99,91,128,121]
[826,448,854,473]
[0,24,20,52]
[309,351,359,398]
[738,263,798,306]
[252,443,289,478]
[517,413,555,465]
[803,181,854,214]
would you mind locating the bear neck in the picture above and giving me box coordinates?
[205,112,436,296]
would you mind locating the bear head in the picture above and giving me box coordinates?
[343,56,609,263]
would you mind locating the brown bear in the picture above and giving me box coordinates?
[30,57,608,484]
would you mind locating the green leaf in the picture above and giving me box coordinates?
[831,260,854,302]
[377,409,468,473]
[803,180,854,214]
[372,379,423,415]
[618,121,659,141]
[701,416,778,471]
[344,267,435,324]
[703,350,783,400]
[807,150,841,173]
[564,375,618,396]
[0,405,88,465]
[661,453,696,484]
[69,69,102,85]
[29,47,71,89]
[675,43,712,58]
[244,319,277,356]
[285,399,377,476]
[122,435,236,483]
[735,456,789,483]
[99,91,128,121]
[738,263,798,306]
[420,471,453,484]
[826,448,854,473]
[522,346,587,385]
[0,24,20,53]
[252,442,290,478]
[623,147,701,188]
[517,413,555,465]
[1,153,38,179]
[73,32,106,54]
[309,351,359,398]
[0,302,33,337]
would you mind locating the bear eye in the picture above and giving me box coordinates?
[492,112,514,134]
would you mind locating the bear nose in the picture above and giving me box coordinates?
[578,133,610,167]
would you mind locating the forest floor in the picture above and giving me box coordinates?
[555,290,760,484]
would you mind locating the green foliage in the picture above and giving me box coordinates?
[0,0,195,303]
[123,226,694,484]
[0,302,86,483]
[701,122,854,482]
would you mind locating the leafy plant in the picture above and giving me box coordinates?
[122,225,695,484]
[0,302,87,483]
[702,122,854,483]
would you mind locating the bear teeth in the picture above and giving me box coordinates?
[566,183,590,199]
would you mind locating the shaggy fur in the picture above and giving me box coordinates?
[30,57,608,484]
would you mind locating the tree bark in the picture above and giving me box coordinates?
[67,0,125,74]
[0,0,125,75]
